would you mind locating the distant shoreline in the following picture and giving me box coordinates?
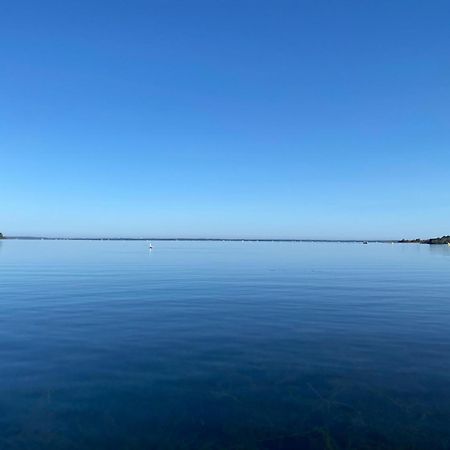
[398,235,450,245]
[2,236,449,244]
[1,236,398,243]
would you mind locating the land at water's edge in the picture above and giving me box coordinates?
[1,232,449,244]
[399,235,450,245]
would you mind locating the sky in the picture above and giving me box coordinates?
[1,0,449,239]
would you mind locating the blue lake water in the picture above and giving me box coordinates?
[1,240,450,449]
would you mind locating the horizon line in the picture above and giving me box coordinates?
[3,236,398,243]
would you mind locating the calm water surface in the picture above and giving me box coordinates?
[1,240,450,449]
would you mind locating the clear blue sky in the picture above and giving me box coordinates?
[1,1,449,239]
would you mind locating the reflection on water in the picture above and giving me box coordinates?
[428,243,450,256]
[1,240,450,449]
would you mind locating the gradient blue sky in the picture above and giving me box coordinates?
[1,0,449,239]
